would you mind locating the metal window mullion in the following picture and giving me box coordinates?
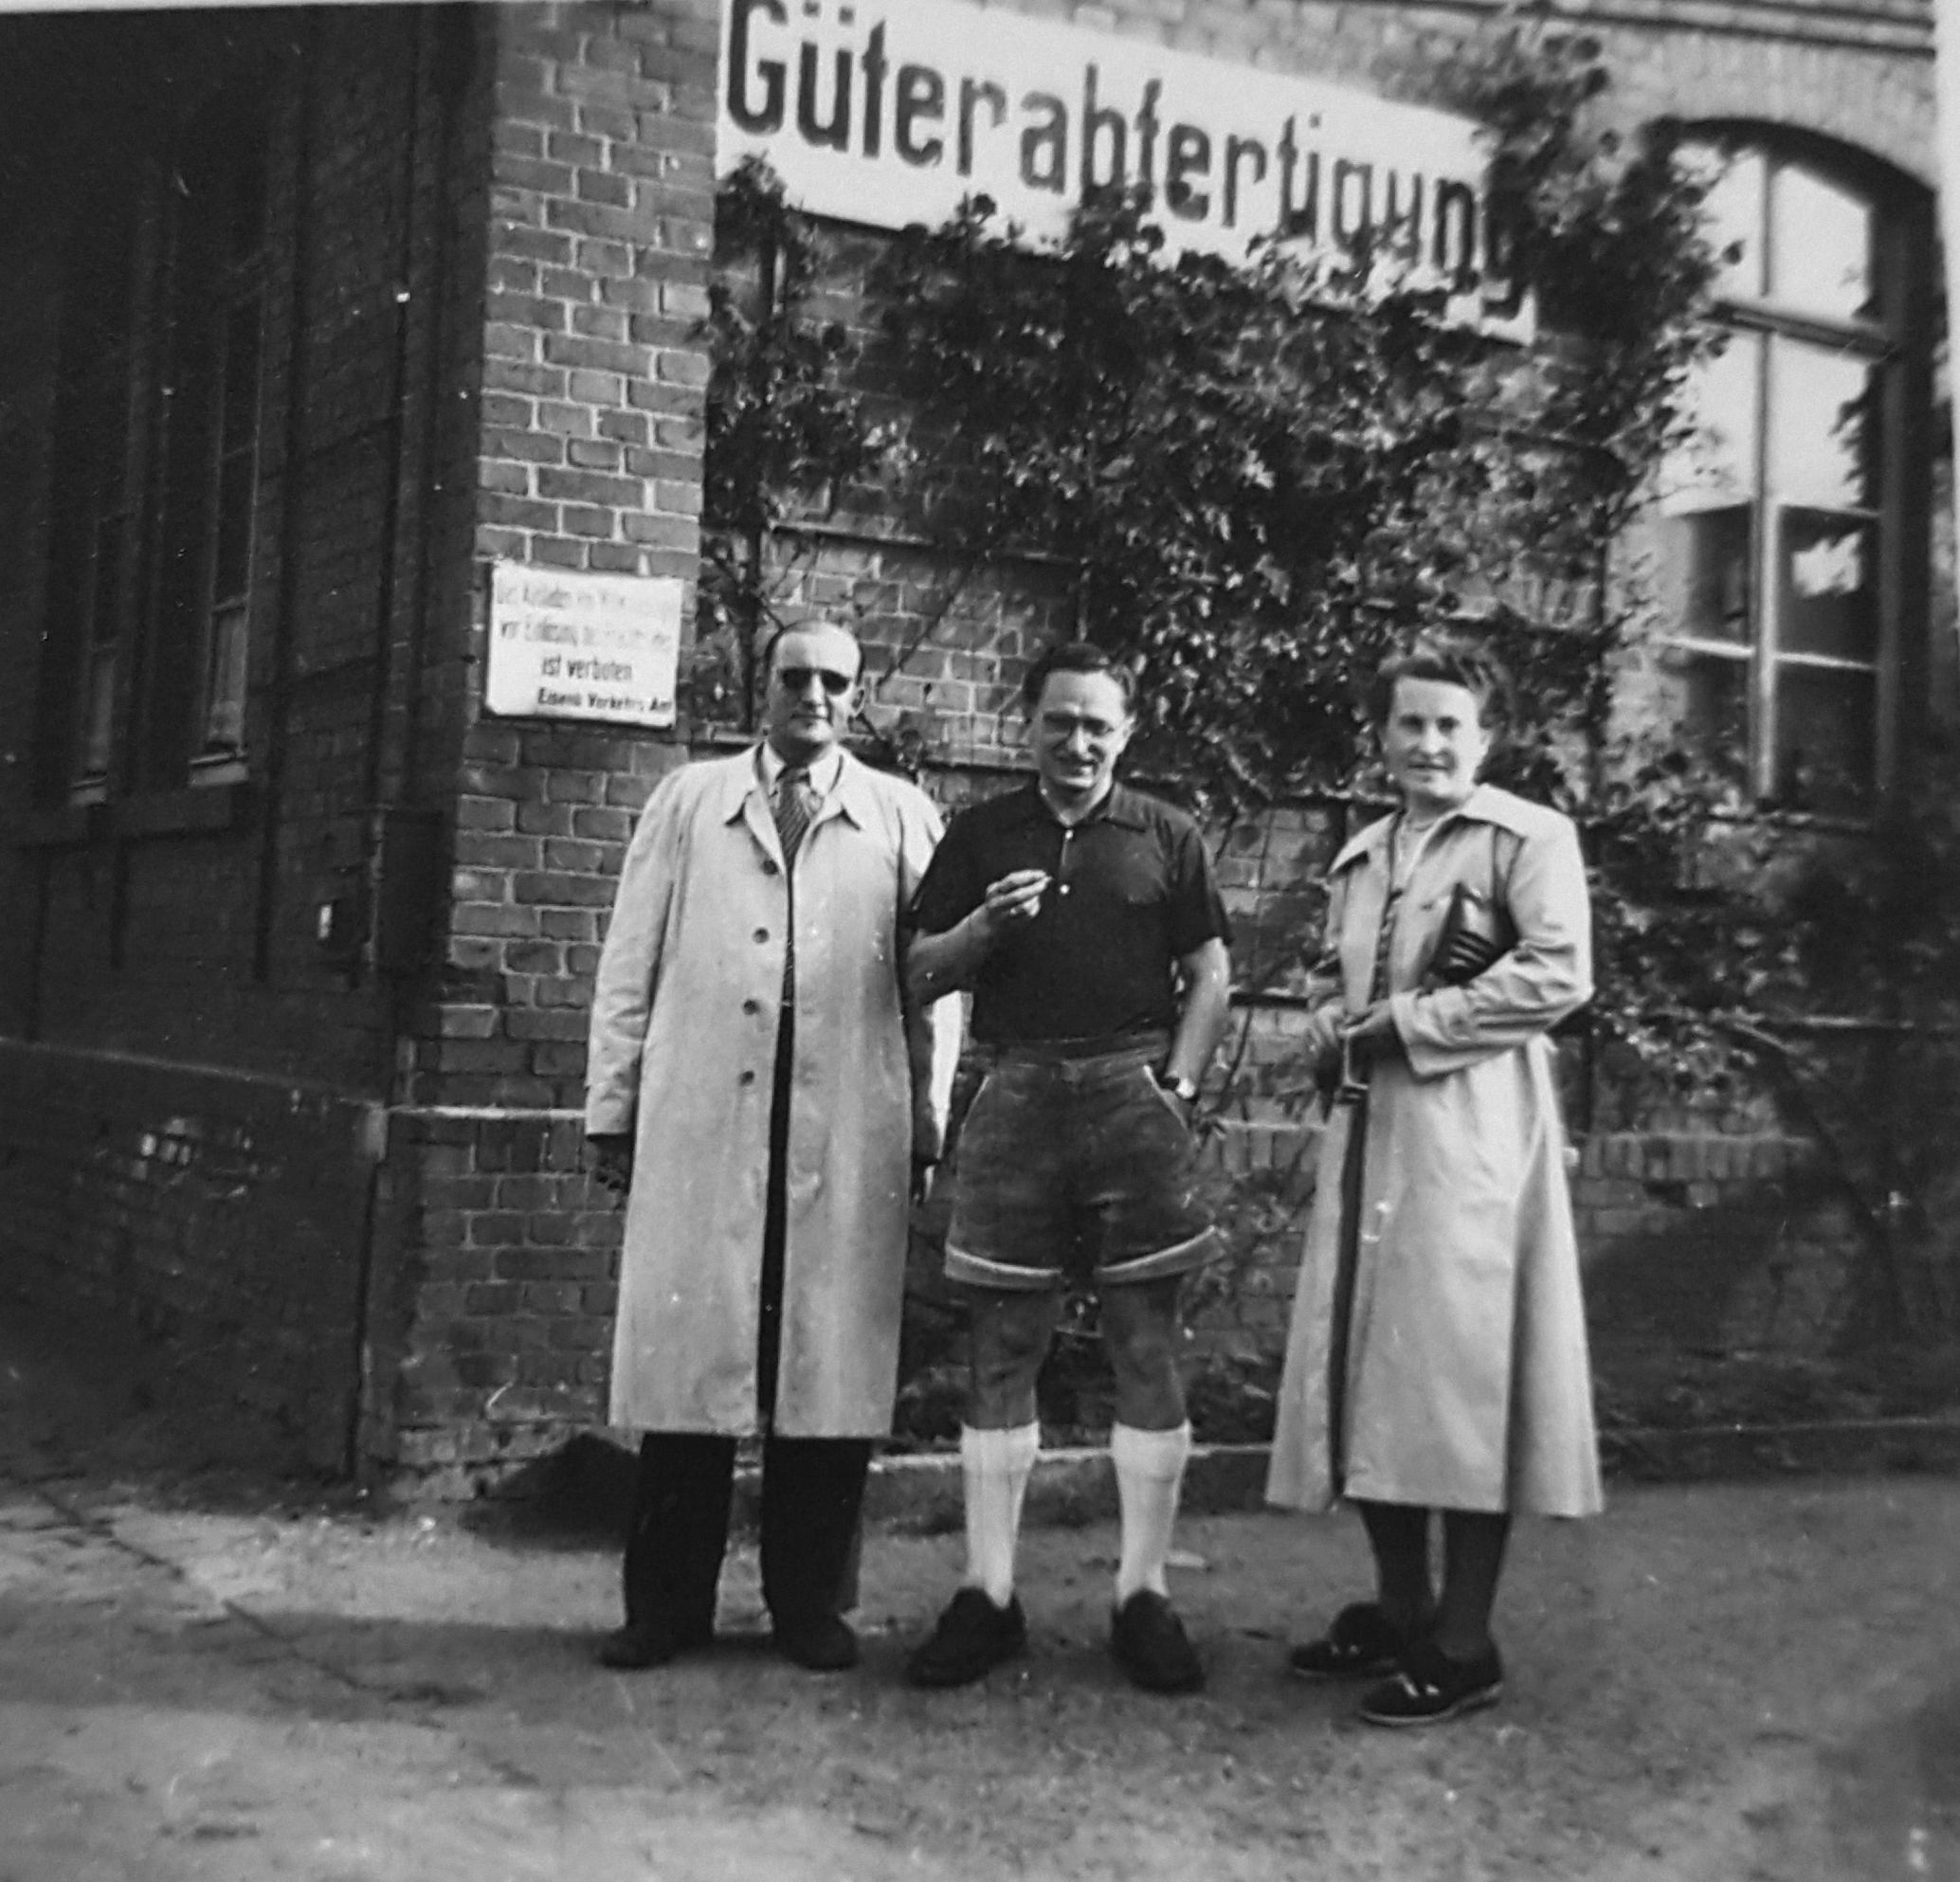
[1774,652,1879,673]
[1751,333,1779,802]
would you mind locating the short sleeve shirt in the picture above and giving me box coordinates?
[909,782,1232,1045]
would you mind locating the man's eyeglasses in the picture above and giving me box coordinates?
[776,666,856,697]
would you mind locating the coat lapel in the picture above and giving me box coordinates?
[721,748,787,869]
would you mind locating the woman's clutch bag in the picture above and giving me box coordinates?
[1427,882,1516,987]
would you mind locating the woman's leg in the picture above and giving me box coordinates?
[1434,1510,1512,1660]
[1353,1498,1435,1639]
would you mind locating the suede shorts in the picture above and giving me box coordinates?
[943,1038,1218,1293]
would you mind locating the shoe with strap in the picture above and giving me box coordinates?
[1287,1601,1415,1681]
[1358,1637,1503,1727]
[905,1586,1027,1688]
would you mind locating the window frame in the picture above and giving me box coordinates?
[186,173,270,786]
[1660,135,1931,816]
[39,80,276,811]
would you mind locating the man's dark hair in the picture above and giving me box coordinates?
[759,618,865,683]
[1370,633,1513,733]
[1020,641,1138,714]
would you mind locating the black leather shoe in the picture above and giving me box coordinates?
[905,1587,1027,1688]
[1359,1638,1502,1727]
[594,1617,713,1671]
[771,1612,860,1673]
[1288,1601,1413,1681]
[1110,1590,1204,1694]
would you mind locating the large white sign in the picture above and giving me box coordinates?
[485,565,682,728]
[717,0,1520,315]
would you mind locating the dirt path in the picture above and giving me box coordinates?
[3,1463,1957,1879]
[2,1302,1957,1879]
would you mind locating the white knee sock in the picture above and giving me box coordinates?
[1112,1421,1192,1603]
[961,1421,1040,1607]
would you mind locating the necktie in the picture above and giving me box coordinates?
[773,767,815,864]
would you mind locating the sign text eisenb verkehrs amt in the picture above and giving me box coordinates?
[718,0,1522,317]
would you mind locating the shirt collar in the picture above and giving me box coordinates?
[756,741,844,798]
[1330,782,1531,872]
[1009,778,1149,831]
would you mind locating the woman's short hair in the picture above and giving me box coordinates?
[1021,641,1138,714]
[1370,634,1513,732]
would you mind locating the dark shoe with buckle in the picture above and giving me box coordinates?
[905,1587,1027,1688]
[1359,1638,1503,1727]
[1110,1589,1205,1694]
[771,1612,860,1673]
[1288,1601,1414,1682]
[594,1614,714,1671]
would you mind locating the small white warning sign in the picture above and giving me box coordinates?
[485,563,682,728]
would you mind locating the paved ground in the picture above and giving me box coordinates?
[2,1302,1958,1881]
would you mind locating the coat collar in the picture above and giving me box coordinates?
[715,744,873,851]
[1330,783,1534,873]
[754,740,846,799]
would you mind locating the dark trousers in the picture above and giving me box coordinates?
[619,1000,869,1634]
[621,1430,870,1633]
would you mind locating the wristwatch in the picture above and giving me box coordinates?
[1155,1068,1199,1104]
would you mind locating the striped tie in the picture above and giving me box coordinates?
[773,766,815,863]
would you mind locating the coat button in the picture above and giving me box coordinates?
[742,999,761,1016]
[739,1070,756,1085]
[753,927,770,943]
[762,860,779,876]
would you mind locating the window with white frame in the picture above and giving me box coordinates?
[1656,142,1921,815]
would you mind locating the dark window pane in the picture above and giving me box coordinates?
[1676,647,1751,783]
[1660,503,1751,643]
[80,650,117,777]
[1777,508,1877,661]
[221,298,263,454]
[227,118,270,262]
[213,452,255,600]
[201,605,248,754]
[89,516,125,647]
[1773,663,1875,812]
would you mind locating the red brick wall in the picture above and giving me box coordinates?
[0,7,492,1456]
[361,1,726,1489]
[2,9,487,1090]
[3,0,1940,1491]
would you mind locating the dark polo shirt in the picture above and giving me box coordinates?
[909,781,1231,1046]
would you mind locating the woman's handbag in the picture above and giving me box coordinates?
[1425,881,1517,988]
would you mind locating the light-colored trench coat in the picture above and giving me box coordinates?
[1266,784,1604,1517]
[586,747,960,1439]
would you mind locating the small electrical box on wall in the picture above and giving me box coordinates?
[315,891,365,964]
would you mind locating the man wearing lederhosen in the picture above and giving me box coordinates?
[902,642,1232,1693]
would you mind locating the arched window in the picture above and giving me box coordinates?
[1655,137,1933,814]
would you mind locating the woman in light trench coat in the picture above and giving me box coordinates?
[1266,635,1602,1727]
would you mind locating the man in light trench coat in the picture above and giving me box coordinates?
[584,620,958,1673]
